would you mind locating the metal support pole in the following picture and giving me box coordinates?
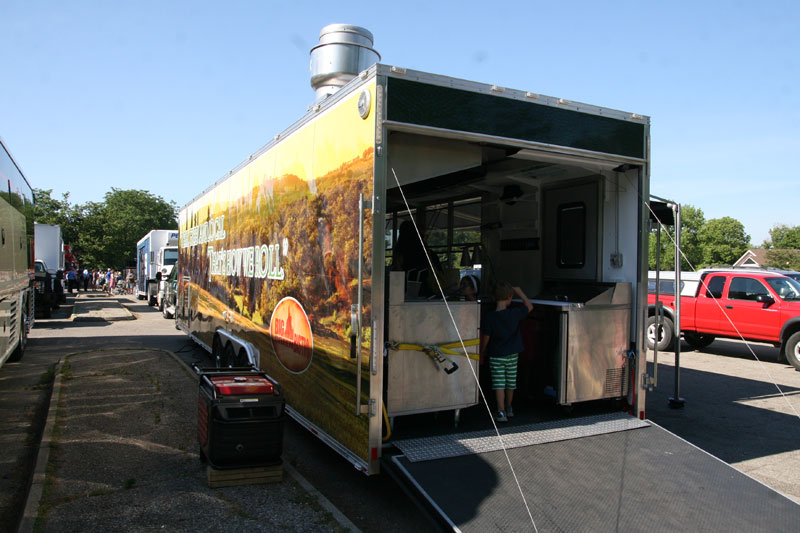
[669,202,685,408]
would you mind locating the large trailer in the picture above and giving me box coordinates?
[176,25,800,531]
[0,136,35,368]
[136,229,179,305]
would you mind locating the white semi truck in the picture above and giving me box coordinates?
[174,24,800,531]
[136,229,178,305]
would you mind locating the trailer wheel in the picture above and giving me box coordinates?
[235,348,249,367]
[212,335,223,368]
[223,343,236,368]
[784,331,800,371]
[684,331,715,350]
[646,315,674,352]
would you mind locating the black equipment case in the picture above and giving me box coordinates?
[196,367,285,469]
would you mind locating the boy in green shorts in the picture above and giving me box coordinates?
[480,282,533,422]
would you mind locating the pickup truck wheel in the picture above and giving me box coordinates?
[684,331,715,350]
[646,315,674,351]
[785,332,800,371]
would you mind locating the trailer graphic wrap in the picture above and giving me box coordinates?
[270,296,313,373]
[178,80,376,464]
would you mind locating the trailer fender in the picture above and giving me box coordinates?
[214,329,260,369]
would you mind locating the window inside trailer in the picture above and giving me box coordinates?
[556,202,586,268]
[386,199,481,272]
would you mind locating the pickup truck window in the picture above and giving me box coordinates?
[729,277,769,301]
[648,280,680,294]
[704,275,726,299]
[766,277,800,300]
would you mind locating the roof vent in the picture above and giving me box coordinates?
[310,24,380,102]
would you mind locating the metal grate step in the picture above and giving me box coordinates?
[393,411,649,462]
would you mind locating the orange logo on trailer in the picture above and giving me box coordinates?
[270,297,313,373]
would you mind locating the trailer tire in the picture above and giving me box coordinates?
[784,331,800,371]
[646,315,674,352]
[212,335,224,368]
[684,331,715,350]
[223,343,236,368]
[235,348,249,367]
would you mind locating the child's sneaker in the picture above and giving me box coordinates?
[506,406,514,418]
[495,410,508,422]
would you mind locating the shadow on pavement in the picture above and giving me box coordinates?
[647,360,800,464]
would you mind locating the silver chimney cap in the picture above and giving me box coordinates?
[310,24,380,102]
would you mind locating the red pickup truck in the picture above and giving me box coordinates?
[647,270,800,370]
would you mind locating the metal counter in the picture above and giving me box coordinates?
[533,283,631,405]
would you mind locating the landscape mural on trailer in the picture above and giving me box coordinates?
[178,82,376,460]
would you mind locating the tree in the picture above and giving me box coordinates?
[74,189,178,268]
[33,189,80,245]
[697,217,750,267]
[762,224,800,249]
[764,249,800,271]
[648,204,705,271]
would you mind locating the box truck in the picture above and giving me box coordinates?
[175,24,800,531]
[136,229,178,305]
[0,136,35,367]
[33,223,65,313]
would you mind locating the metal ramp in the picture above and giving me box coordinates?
[386,417,800,532]
[393,412,649,462]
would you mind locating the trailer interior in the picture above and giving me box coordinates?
[381,130,642,440]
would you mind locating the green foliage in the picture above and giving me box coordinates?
[648,204,705,270]
[33,189,81,245]
[32,188,177,269]
[697,217,750,267]
[763,224,800,249]
[763,249,800,270]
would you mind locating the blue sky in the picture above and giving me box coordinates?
[2,1,797,245]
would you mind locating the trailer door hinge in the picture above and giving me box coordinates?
[360,398,376,417]
[641,373,654,392]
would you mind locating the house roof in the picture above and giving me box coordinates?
[734,248,796,267]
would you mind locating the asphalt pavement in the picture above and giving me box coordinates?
[0,291,364,533]
[2,290,799,531]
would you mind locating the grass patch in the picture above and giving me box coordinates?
[32,364,57,390]
[123,478,136,489]
[59,359,73,380]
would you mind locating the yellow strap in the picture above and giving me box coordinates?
[392,338,480,361]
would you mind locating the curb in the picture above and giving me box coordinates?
[71,300,136,322]
[161,349,362,533]
[18,360,62,533]
[18,347,360,533]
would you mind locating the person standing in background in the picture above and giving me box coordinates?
[65,269,77,294]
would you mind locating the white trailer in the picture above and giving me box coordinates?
[174,24,800,531]
[34,223,64,274]
[136,229,178,305]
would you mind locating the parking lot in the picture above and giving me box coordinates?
[646,339,800,503]
[2,293,799,531]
